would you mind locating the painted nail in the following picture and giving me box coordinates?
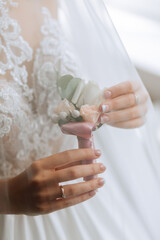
[101,116,109,124]
[89,190,96,196]
[98,178,105,186]
[95,149,101,156]
[101,104,109,113]
[104,91,112,99]
[100,163,106,171]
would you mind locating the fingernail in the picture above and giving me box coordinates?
[101,116,109,124]
[95,149,101,156]
[89,190,96,196]
[104,91,112,99]
[100,163,106,171]
[101,105,109,113]
[95,189,99,192]
[98,178,105,186]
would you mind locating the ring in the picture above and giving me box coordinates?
[59,185,66,199]
[134,93,140,105]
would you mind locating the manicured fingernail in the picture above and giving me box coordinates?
[101,116,109,124]
[101,105,109,113]
[95,149,101,156]
[98,178,105,186]
[104,91,112,99]
[89,190,96,196]
[100,163,106,171]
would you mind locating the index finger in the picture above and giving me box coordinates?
[40,149,101,169]
[104,81,140,99]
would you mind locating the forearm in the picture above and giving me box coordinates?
[0,179,12,214]
[0,177,23,215]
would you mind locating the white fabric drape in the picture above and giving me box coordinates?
[107,0,160,22]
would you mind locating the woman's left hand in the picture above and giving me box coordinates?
[99,81,149,129]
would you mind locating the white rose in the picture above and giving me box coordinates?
[76,81,103,108]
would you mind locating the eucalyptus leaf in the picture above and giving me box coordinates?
[63,78,82,101]
[57,75,73,98]
[58,75,73,89]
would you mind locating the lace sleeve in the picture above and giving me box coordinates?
[0,2,77,179]
[0,1,34,178]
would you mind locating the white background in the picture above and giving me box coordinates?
[107,0,160,102]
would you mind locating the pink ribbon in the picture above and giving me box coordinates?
[61,122,97,181]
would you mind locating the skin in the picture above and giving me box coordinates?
[0,2,149,216]
[100,81,149,129]
[0,149,106,215]
[0,82,148,215]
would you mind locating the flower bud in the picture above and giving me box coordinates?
[52,114,60,123]
[71,110,80,118]
[59,112,68,120]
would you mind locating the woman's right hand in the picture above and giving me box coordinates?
[8,149,106,216]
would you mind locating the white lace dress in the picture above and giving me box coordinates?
[0,1,160,240]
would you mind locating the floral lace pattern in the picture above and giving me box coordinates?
[0,1,77,178]
[33,7,78,119]
[0,1,33,101]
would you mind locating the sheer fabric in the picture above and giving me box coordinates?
[0,1,160,240]
[0,0,77,179]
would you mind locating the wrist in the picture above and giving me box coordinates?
[0,178,12,214]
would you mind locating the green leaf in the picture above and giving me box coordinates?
[57,75,73,98]
[63,77,82,101]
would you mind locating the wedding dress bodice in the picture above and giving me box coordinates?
[0,0,77,179]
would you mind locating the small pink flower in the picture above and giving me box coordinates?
[80,105,100,124]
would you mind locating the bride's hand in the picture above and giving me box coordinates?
[99,81,149,129]
[7,149,105,216]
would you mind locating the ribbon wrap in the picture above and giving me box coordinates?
[61,122,97,181]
